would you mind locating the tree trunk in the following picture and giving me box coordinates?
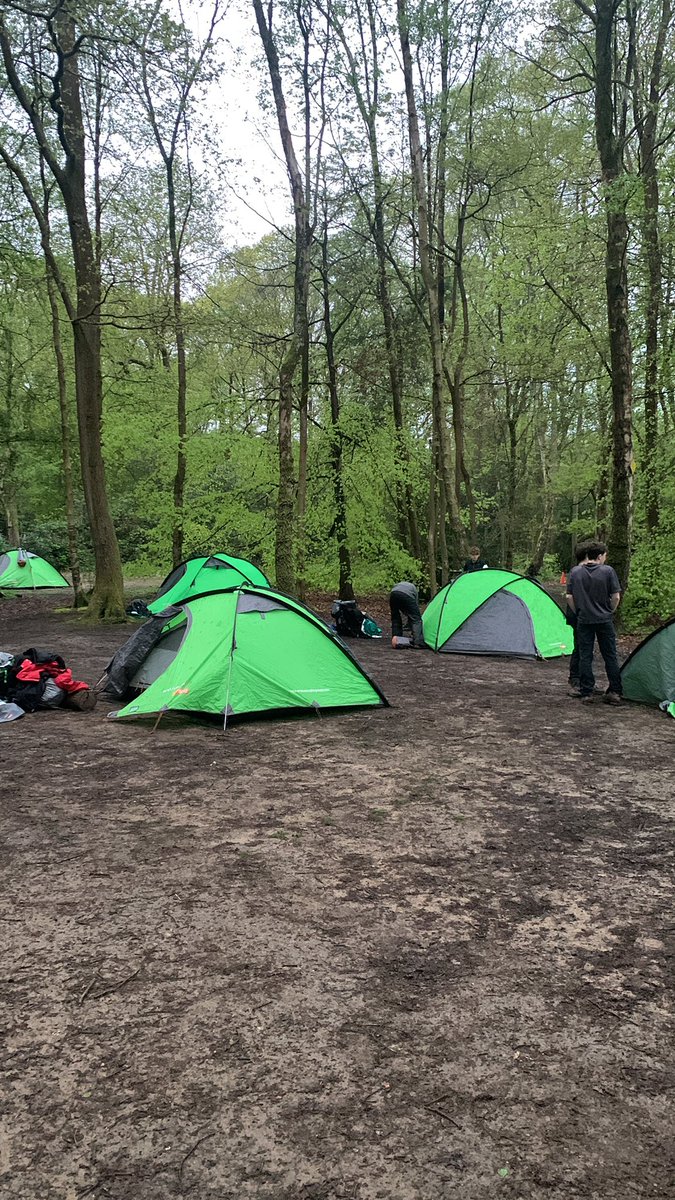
[253,0,312,593]
[1,315,21,545]
[45,268,87,607]
[166,166,187,568]
[0,8,124,617]
[631,0,672,534]
[591,0,635,588]
[397,0,463,574]
[320,220,354,600]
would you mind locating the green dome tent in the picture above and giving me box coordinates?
[620,619,675,713]
[422,569,572,658]
[108,585,388,726]
[0,548,69,590]
[148,554,270,613]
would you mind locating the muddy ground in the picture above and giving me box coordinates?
[1,592,674,1200]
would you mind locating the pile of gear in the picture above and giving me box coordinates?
[330,599,382,640]
[0,647,96,723]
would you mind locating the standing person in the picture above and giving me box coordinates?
[463,546,489,572]
[566,542,590,694]
[565,542,622,704]
[389,581,426,648]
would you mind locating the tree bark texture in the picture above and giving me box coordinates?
[0,8,124,617]
[45,267,87,607]
[590,0,635,588]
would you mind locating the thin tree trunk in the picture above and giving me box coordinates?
[397,0,463,575]
[631,0,671,534]
[253,0,312,593]
[322,0,421,560]
[1,314,20,545]
[320,218,354,599]
[45,268,87,607]
[167,165,187,568]
[585,0,635,587]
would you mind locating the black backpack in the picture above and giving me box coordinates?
[331,599,367,638]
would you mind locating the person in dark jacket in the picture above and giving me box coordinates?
[566,541,622,704]
[389,581,426,647]
[463,546,489,572]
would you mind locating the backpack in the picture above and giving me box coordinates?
[330,600,382,639]
[331,599,366,638]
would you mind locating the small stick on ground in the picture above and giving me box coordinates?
[77,974,100,1007]
[86,966,142,1003]
[424,1103,462,1129]
[178,1132,215,1186]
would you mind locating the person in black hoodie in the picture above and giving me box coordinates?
[565,541,622,704]
[463,545,489,572]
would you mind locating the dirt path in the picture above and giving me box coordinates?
[1,595,674,1199]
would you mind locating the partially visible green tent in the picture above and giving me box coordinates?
[148,553,269,613]
[620,618,675,707]
[0,548,69,590]
[110,585,388,725]
[422,569,572,658]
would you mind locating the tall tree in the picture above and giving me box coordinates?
[130,0,223,567]
[253,0,313,592]
[572,0,635,588]
[629,0,673,534]
[0,3,124,616]
[397,0,464,588]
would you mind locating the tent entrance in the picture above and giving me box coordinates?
[130,625,188,689]
[441,591,538,657]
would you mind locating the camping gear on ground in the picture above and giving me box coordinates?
[126,598,153,620]
[0,701,24,723]
[392,636,412,649]
[620,619,675,709]
[148,553,270,613]
[362,615,382,638]
[422,569,573,658]
[104,585,388,726]
[0,548,69,590]
[331,599,382,639]
[0,647,93,713]
[41,678,66,708]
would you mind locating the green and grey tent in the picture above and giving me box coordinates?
[108,585,388,725]
[0,548,69,590]
[148,553,270,613]
[422,569,572,658]
[620,618,675,710]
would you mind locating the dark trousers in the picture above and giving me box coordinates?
[577,621,622,696]
[567,610,579,683]
[390,589,424,646]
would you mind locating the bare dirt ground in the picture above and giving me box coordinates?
[1,591,674,1200]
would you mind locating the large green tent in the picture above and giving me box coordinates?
[0,548,69,590]
[422,569,572,658]
[620,618,675,710]
[109,585,388,725]
[148,553,270,613]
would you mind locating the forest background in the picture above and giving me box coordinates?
[1,0,674,625]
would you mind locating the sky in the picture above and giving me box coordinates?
[190,0,293,245]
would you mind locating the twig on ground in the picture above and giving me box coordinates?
[77,974,100,1006]
[178,1131,215,1186]
[424,1104,462,1128]
[84,966,142,1003]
